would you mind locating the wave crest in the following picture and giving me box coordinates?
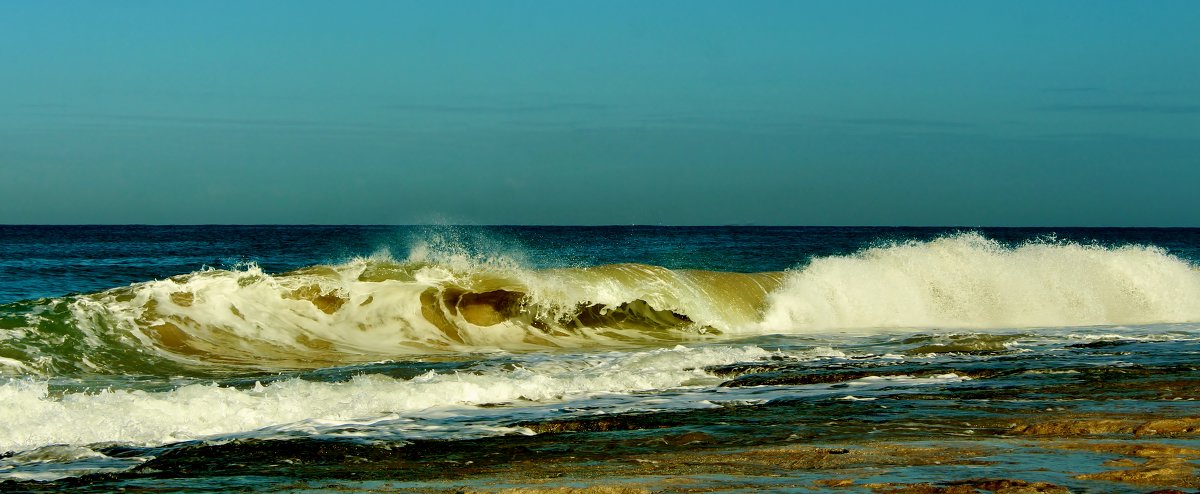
[1,233,1198,374]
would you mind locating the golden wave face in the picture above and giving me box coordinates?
[3,233,1199,376]
[39,260,784,371]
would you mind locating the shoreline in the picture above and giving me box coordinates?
[7,410,1197,493]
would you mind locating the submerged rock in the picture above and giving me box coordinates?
[864,479,1069,493]
[470,487,651,494]
[1007,416,1200,437]
[1076,457,1199,487]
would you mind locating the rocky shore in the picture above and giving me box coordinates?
[441,412,1200,493]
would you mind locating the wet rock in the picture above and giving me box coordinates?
[518,415,676,434]
[1066,339,1135,348]
[720,370,878,387]
[1076,457,1199,487]
[662,443,993,475]
[866,479,1069,493]
[643,431,714,447]
[719,367,1007,388]
[1007,416,1200,437]
[1008,418,1140,436]
[901,333,1021,355]
[472,487,651,494]
[1047,442,1200,488]
[1135,418,1200,436]
[863,483,978,494]
[1051,377,1200,400]
[949,479,1072,493]
[906,344,1011,355]
[814,478,855,487]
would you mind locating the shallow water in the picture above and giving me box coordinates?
[2,226,1199,492]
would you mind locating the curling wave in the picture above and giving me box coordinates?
[1,233,1198,374]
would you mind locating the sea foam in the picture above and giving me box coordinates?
[761,233,1200,331]
[0,345,773,454]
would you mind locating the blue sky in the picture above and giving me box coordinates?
[1,1,1197,225]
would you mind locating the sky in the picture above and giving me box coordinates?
[1,0,1198,226]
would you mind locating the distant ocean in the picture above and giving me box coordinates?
[3,226,1200,492]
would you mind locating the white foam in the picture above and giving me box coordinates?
[0,356,30,373]
[761,233,1200,332]
[0,345,769,454]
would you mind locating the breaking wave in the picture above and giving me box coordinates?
[761,232,1200,330]
[1,233,1198,374]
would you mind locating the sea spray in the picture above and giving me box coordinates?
[2,233,1198,376]
[761,233,1200,330]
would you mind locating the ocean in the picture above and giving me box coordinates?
[2,226,1199,492]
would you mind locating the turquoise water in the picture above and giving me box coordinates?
[2,226,1199,491]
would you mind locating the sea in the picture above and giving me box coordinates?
[2,226,1199,492]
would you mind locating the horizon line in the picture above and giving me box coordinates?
[2,223,1198,229]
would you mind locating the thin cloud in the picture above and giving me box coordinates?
[1041,87,1103,94]
[1037,103,1200,115]
[835,117,976,129]
[46,113,402,132]
[386,102,612,114]
[638,114,711,124]
[1025,131,1200,143]
[15,103,75,110]
[1027,131,1137,141]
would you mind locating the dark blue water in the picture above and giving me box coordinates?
[3,225,1198,303]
